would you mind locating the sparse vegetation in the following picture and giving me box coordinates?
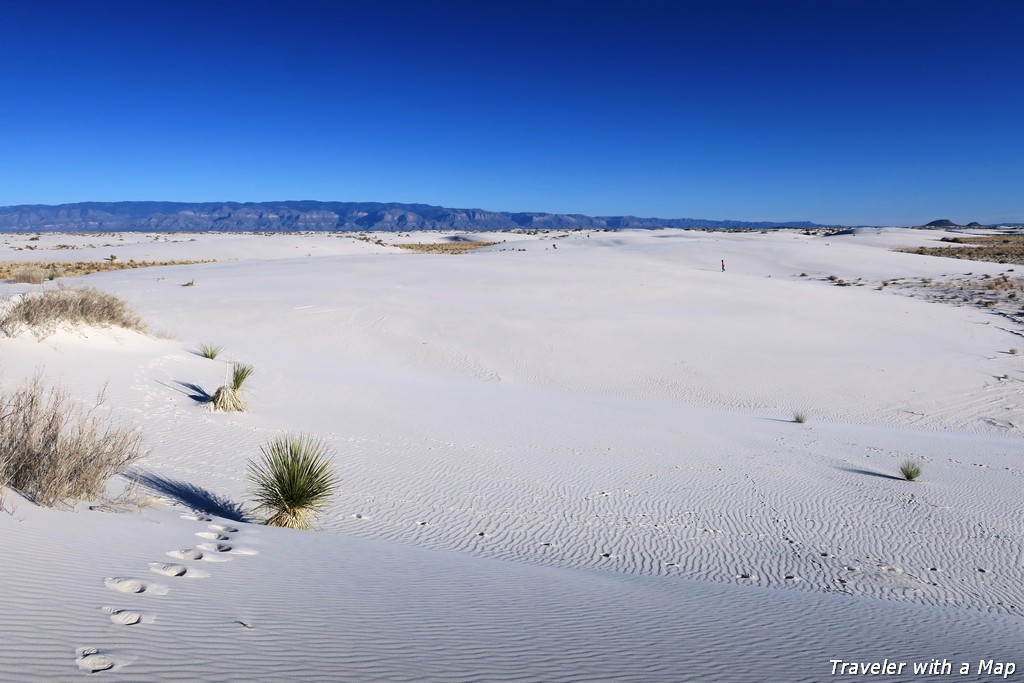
[198,343,223,360]
[0,259,214,280]
[0,287,145,337]
[247,434,339,530]
[10,267,46,284]
[1010,348,1020,355]
[898,234,1024,265]
[793,411,807,424]
[209,362,254,412]
[0,374,147,507]
[396,242,499,254]
[899,460,922,482]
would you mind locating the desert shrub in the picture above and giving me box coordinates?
[0,287,145,337]
[899,460,922,482]
[209,362,254,412]
[793,411,807,424]
[1010,348,1020,355]
[11,267,46,284]
[0,374,147,506]
[247,434,338,529]
[198,342,223,359]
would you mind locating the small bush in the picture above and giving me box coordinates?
[899,460,922,482]
[11,267,46,284]
[198,343,223,360]
[0,374,147,506]
[793,411,807,424]
[247,434,338,529]
[1010,348,1020,355]
[0,287,145,337]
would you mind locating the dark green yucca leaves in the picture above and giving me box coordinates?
[247,434,338,529]
[230,362,254,391]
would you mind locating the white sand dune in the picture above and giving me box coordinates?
[1,228,1022,681]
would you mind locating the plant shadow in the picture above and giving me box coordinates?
[838,466,904,481]
[127,470,248,521]
[156,380,211,403]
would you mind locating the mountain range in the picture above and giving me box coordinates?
[0,201,822,233]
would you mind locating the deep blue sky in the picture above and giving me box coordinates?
[1,1,1022,225]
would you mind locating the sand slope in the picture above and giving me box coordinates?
[1,228,1021,681]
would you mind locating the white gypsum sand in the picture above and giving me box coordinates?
[0,228,1021,682]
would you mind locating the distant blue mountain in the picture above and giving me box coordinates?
[0,201,823,232]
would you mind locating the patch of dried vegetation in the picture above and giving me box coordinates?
[897,234,1024,265]
[0,287,146,337]
[884,272,1024,327]
[0,259,214,280]
[396,242,499,254]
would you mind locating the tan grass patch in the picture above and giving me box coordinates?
[396,242,499,254]
[1,287,146,337]
[897,235,1024,265]
[0,259,214,280]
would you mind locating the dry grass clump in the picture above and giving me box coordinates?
[0,374,147,506]
[793,411,807,424]
[0,259,214,280]
[247,434,339,529]
[209,362,254,412]
[11,267,47,284]
[396,242,499,254]
[898,234,1024,265]
[0,287,146,337]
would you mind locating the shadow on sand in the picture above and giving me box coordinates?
[838,466,904,481]
[155,380,211,403]
[128,470,248,521]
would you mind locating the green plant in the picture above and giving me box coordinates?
[0,373,146,506]
[899,460,922,481]
[209,362,254,412]
[197,343,223,360]
[231,362,254,391]
[793,411,807,424]
[247,434,338,529]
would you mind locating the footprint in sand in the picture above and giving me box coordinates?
[75,647,116,673]
[195,531,230,541]
[149,562,210,579]
[196,542,232,553]
[197,541,258,556]
[166,548,204,561]
[208,524,238,533]
[104,577,169,595]
[181,513,213,522]
[102,607,154,626]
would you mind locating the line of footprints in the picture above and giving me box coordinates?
[75,513,257,674]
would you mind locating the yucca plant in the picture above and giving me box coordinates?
[247,434,338,529]
[209,362,254,412]
[899,460,922,481]
[197,343,223,360]
[231,362,254,391]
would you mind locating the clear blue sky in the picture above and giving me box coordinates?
[1,0,1022,225]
